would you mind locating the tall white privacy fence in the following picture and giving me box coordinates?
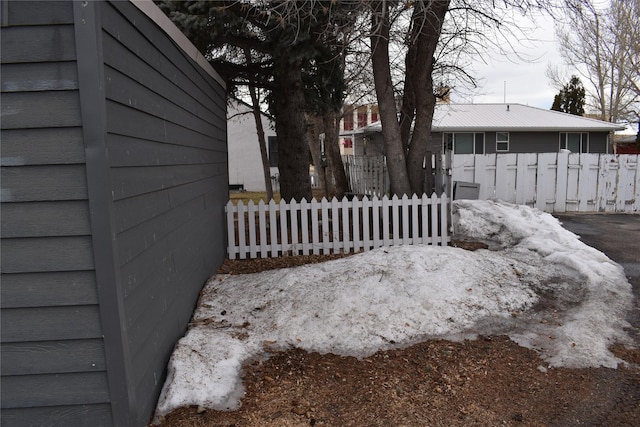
[343,155,390,197]
[226,194,450,259]
[452,153,640,213]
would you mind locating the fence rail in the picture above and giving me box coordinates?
[226,194,450,259]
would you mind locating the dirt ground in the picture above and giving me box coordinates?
[155,252,640,427]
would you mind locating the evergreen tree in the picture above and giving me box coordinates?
[157,1,354,202]
[551,75,586,115]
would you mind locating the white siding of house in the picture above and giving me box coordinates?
[227,102,278,192]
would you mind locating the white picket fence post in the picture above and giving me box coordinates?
[226,194,451,259]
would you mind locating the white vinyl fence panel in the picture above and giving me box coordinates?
[452,153,639,213]
[226,194,450,259]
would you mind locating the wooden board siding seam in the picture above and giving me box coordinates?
[73,2,133,425]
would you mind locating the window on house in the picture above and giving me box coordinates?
[343,111,354,131]
[357,107,368,128]
[371,106,379,123]
[445,133,485,154]
[343,138,353,149]
[268,136,278,166]
[496,132,509,152]
[560,132,589,153]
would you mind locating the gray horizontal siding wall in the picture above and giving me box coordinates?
[587,132,609,153]
[2,1,227,426]
[0,1,111,426]
[99,1,227,425]
[431,131,610,154]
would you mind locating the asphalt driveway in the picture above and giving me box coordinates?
[554,213,640,346]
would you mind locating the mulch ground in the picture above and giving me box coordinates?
[154,249,640,427]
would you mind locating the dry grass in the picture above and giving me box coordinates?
[228,190,328,205]
[229,191,282,205]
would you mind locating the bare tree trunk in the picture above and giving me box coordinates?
[323,110,349,199]
[399,38,417,154]
[371,0,411,197]
[243,48,274,201]
[307,116,326,196]
[247,89,274,201]
[405,0,450,194]
[273,62,312,202]
[307,113,349,199]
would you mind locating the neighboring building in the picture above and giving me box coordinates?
[614,122,639,154]
[1,1,228,426]
[227,101,278,191]
[341,103,625,156]
[339,104,379,155]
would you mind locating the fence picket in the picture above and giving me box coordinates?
[372,196,381,248]
[311,199,320,255]
[382,196,391,247]
[392,195,401,246]
[440,193,449,246]
[227,202,237,259]
[633,157,640,212]
[565,154,581,211]
[237,201,247,260]
[341,196,351,253]
[290,199,299,253]
[411,194,419,245]
[401,195,410,245]
[555,152,569,212]
[300,199,310,255]
[600,155,622,212]
[580,154,599,212]
[227,193,450,259]
[331,197,340,252]
[430,193,438,246]
[268,200,278,256]
[616,156,636,212]
[258,200,268,258]
[496,153,517,202]
[516,153,537,206]
[279,199,288,254]
[420,194,429,245]
[352,197,361,252]
[474,154,496,199]
[362,196,371,251]
[248,201,257,258]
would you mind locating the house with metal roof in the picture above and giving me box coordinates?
[341,103,625,156]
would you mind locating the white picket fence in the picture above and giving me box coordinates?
[226,194,450,259]
[452,153,640,213]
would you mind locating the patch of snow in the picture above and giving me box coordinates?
[154,200,633,421]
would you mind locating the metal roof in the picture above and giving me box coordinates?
[341,103,624,135]
[432,103,624,132]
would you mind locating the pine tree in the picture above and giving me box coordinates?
[157,1,354,202]
[551,76,586,116]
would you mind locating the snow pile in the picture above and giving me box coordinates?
[154,200,633,420]
[454,200,633,368]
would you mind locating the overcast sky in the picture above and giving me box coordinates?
[451,12,564,109]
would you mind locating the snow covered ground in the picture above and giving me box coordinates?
[154,200,633,420]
